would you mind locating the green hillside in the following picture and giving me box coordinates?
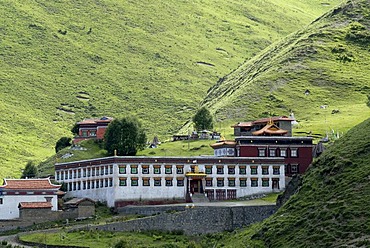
[0,0,339,179]
[218,117,370,247]
[203,0,370,137]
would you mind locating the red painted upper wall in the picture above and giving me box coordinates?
[73,117,113,143]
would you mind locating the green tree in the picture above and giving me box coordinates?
[55,137,72,153]
[104,117,147,156]
[21,161,37,178]
[71,123,79,136]
[192,107,214,131]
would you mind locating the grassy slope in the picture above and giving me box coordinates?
[219,117,370,247]
[0,0,338,179]
[203,0,370,138]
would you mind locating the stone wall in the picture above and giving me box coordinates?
[83,205,276,235]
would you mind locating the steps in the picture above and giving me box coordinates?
[191,193,210,203]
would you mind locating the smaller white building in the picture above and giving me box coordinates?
[0,178,61,220]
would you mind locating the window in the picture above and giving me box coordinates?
[239,166,246,175]
[177,179,184,187]
[273,167,280,175]
[280,149,287,157]
[71,171,74,179]
[130,165,138,174]
[205,166,212,174]
[56,172,60,180]
[82,131,87,137]
[228,178,235,187]
[100,180,103,188]
[91,181,95,189]
[154,178,161,186]
[0,198,3,204]
[217,166,224,174]
[119,178,127,186]
[73,170,76,179]
[240,179,247,187]
[142,178,150,186]
[100,167,104,175]
[217,178,224,187]
[154,166,161,174]
[64,172,68,180]
[83,169,86,177]
[83,181,86,190]
[165,167,172,174]
[105,167,109,175]
[77,182,81,190]
[290,148,298,157]
[119,166,126,174]
[142,166,149,174]
[228,166,235,175]
[206,179,213,187]
[176,166,183,174]
[92,168,96,176]
[258,148,266,157]
[109,166,113,174]
[87,181,90,189]
[250,166,258,175]
[77,170,81,178]
[87,169,91,177]
[269,149,276,157]
[291,164,299,173]
[262,179,269,187]
[165,178,173,186]
[262,166,269,175]
[109,178,113,187]
[90,131,96,136]
[131,178,138,186]
[96,181,99,188]
[251,178,258,187]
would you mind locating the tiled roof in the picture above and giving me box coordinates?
[252,123,288,136]
[210,140,236,148]
[19,202,53,209]
[252,116,293,124]
[78,117,113,125]
[0,178,61,190]
[231,122,253,128]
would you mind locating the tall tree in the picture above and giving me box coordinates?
[104,117,147,156]
[192,107,214,131]
[71,123,79,136]
[55,137,72,153]
[21,161,37,178]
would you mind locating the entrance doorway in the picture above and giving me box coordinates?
[190,179,203,194]
[272,179,280,189]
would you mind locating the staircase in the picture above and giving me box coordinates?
[191,193,210,203]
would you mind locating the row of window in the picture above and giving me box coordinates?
[258,148,298,157]
[56,165,283,182]
[118,177,278,188]
[66,178,113,191]
[56,166,113,180]
[118,165,281,175]
[80,130,97,137]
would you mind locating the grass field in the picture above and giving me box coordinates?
[0,0,341,179]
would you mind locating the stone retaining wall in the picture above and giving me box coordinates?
[84,205,276,235]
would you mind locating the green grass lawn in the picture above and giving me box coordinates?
[0,0,341,180]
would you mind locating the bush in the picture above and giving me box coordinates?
[114,240,128,248]
[55,137,72,153]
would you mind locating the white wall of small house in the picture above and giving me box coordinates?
[0,194,58,220]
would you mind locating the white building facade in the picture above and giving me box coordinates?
[55,156,285,208]
[0,179,60,220]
